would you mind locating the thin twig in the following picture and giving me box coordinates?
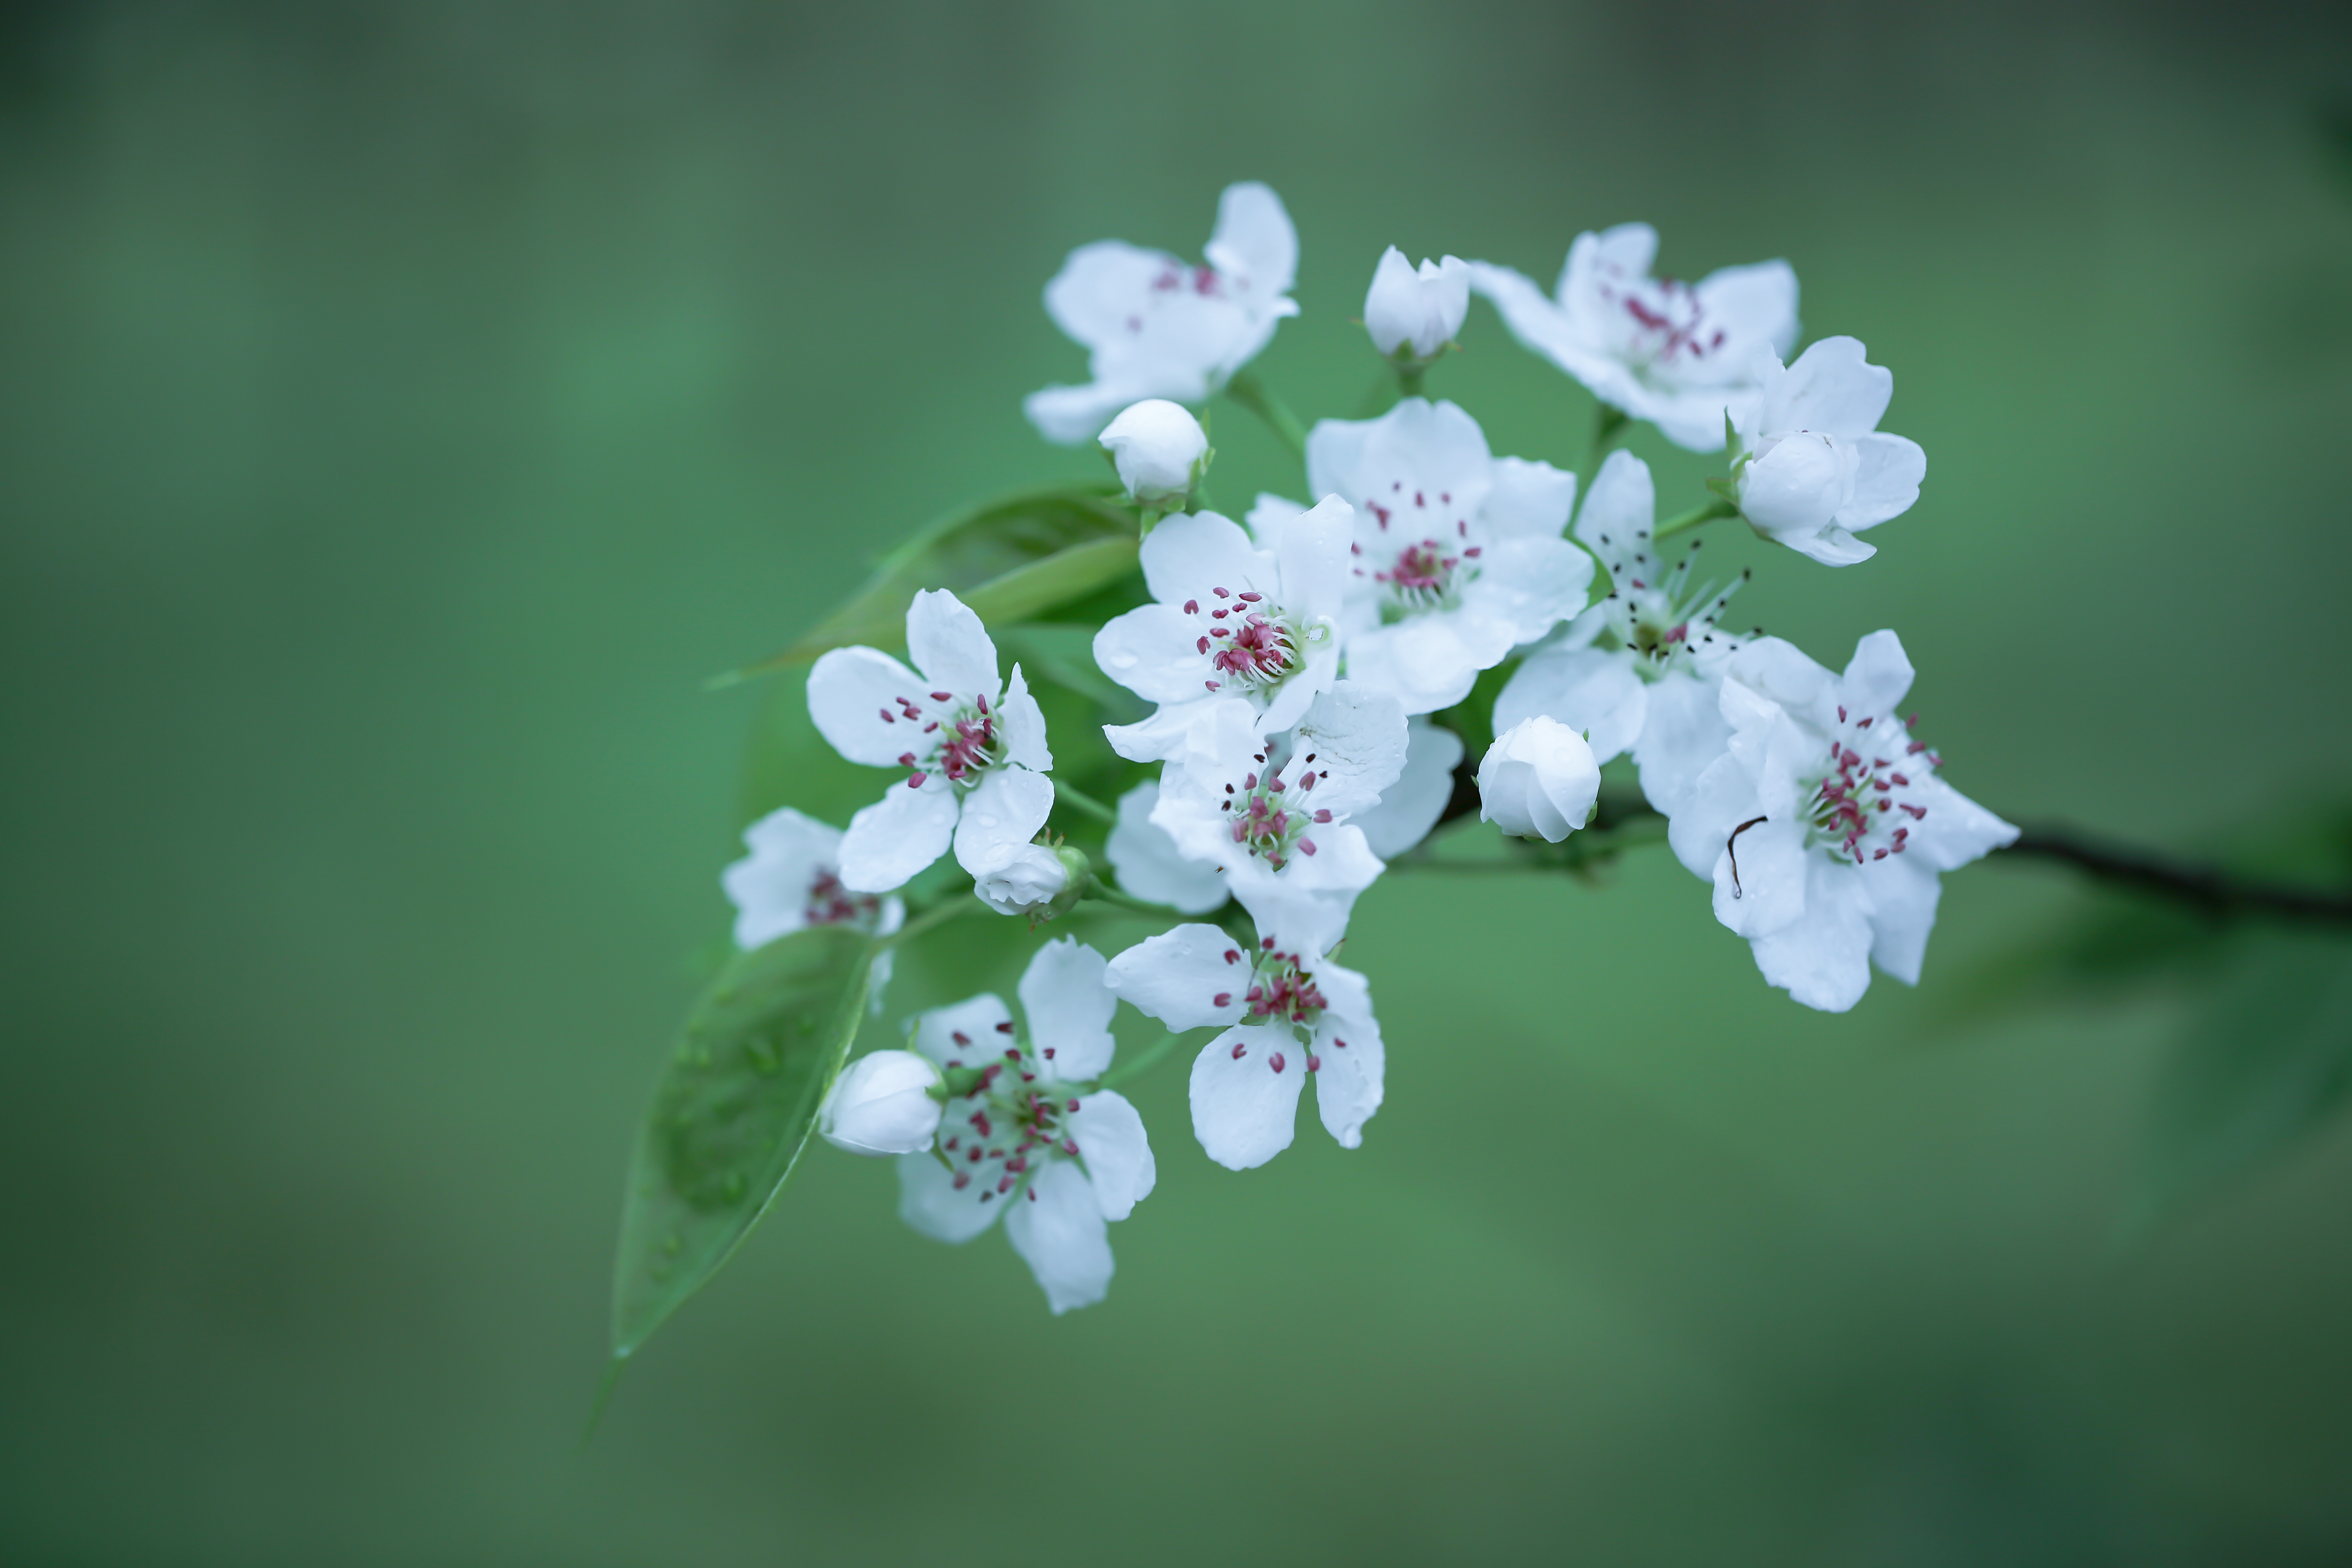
[2002,825,2352,924]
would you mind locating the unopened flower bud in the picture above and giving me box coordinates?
[1098,399,1208,503]
[973,843,1074,918]
[1477,716,1600,843]
[1363,247,1469,359]
[1736,430,1857,536]
[818,1049,944,1156]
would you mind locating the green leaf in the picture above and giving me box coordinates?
[610,923,875,1359]
[712,485,1140,682]
[2128,930,2352,1236]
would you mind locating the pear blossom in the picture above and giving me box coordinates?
[1665,631,2018,1013]
[819,1050,942,1156]
[1363,247,1469,359]
[1493,450,1747,817]
[1477,717,1599,842]
[719,805,906,1007]
[1106,924,1383,1171]
[1095,499,1351,760]
[1098,399,1208,504]
[1350,717,1465,858]
[1468,223,1798,451]
[895,939,1155,1314]
[1024,182,1300,445]
[1105,779,1229,915]
[1256,399,1590,716]
[1150,683,1408,951]
[807,589,1054,894]
[1732,337,1927,567]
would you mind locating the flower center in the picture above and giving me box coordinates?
[803,869,881,929]
[889,690,1003,790]
[935,1025,1085,1204]
[1215,742,1335,872]
[1593,271,1729,384]
[1183,585,1323,697]
[1201,938,1343,1076]
[1352,484,1484,620]
[1591,535,1750,673]
[1799,706,1940,865]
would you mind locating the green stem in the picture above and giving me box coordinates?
[1586,403,1630,478]
[885,894,979,947]
[1078,875,1186,919]
[1221,370,1307,461]
[1655,497,1740,540]
[1053,781,1119,826]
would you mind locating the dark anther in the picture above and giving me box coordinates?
[1726,816,1769,900]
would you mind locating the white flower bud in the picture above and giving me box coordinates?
[1736,430,1859,536]
[1098,399,1208,503]
[1363,247,1469,359]
[819,1049,944,1156]
[973,843,1072,918]
[1477,716,1601,843]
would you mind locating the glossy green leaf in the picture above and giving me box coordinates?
[713,484,1139,682]
[610,923,875,1359]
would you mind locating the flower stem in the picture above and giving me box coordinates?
[1221,370,1307,461]
[1078,875,1185,919]
[1586,403,1630,477]
[1052,781,1119,826]
[1655,497,1740,540]
[885,894,979,947]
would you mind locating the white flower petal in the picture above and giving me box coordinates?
[1289,682,1411,815]
[1837,432,1926,530]
[1244,491,1308,553]
[807,646,931,768]
[905,588,1000,704]
[1094,605,1213,705]
[1746,855,1876,1013]
[1481,455,1579,540]
[896,1149,1002,1244]
[1100,400,1208,501]
[1460,535,1593,644]
[722,806,843,950]
[1479,717,1601,842]
[1024,380,1146,446]
[1760,336,1891,438]
[1860,850,1941,987]
[1067,1090,1156,1221]
[997,664,1053,772]
[1105,782,1229,914]
[1708,815,1810,938]
[1203,181,1298,306]
[1496,645,1647,766]
[1668,751,1766,879]
[1018,937,1117,1082]
[952,767,1055,881]
[1351,717,1464,858]
[973,844,1069,918]
[819,1050,944,1156]
[1139,510,1271,605]
[1005,1160,1115,1314]
[1104,923,1252,1031]
[1773,524,1877,568]
[839,776,960,892]
[1189,1024,1308,1170]
[1042,240,1181,350]
[1837,630,1916,722]
[1309,960,1384,1149]
[1341,617,1484,716]
[1630,670,1729,816]
[1273,495,1353,626]
[911,993,1016,1069]
[1306,398,1495,528]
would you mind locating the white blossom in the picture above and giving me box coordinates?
[1095,499,1350,761]
[1151,683,1408,952]
[1732,336,1927,567]
[1098,399,1207,503]
[894,939,1154,1314]
[1665,631,2018,1012]
[819,1050,942,1157]
[1024,182,1300,445]
[1363,246,1468,359]
[1468,223,1798,451]
[806,589,1054,893]
[1107,923,1383,1171]
[1493,450,1747,817]
[1105,779,1229,914]
[1477,717,1599,842]
[719,805,906,1007]
[1256,399,1591,716]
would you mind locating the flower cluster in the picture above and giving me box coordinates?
[704,186,2016,1315]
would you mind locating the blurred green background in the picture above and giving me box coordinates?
[5,2,2351,1561]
